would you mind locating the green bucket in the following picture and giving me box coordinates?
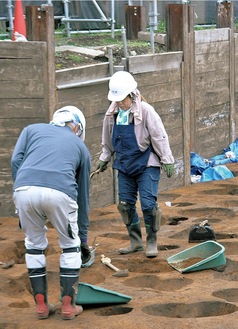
[167,240,226,273]
[75,282,132,305]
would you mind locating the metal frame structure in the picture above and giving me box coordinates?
[0,0,115,38]
[0,0,160,38]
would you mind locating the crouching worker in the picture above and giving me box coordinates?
[11,106,91,320]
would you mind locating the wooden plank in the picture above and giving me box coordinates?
[189,29,196,152]
[0,41,47,59]
[195,69,229,84]
[195,28,229,44]
[166,4,184,51]
[181,5,191,187]
[195,51,229,66]
[0,59,44,81]
[195,40,229,55]
[128,52,183,74]
[196,90,229,110]
[56,63,110,85]
[26,5,56,121]
[152,98,182,116]
[141,81,181,102]
[195,126,229,156]
[0,99,47,118]
[135,69,182,85]
[229,26,236,143]
[195,77,229,91]
[196,104,229,127]
[195,60,229,74]
[0,81,45,98]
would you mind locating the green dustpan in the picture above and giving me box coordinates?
[75,282,132,305]
[167,240,226,273]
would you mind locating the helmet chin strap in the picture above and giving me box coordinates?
[76,122,83,137]
[67,122,83,137]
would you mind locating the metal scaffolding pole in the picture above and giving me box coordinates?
[61,0,114,38]
[7,0,13,36]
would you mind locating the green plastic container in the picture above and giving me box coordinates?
[75,282,132,305]
[167,240,226,273]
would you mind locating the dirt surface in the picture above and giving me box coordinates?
[1,163,238,328]
[54,33,165,69]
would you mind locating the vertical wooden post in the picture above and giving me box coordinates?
[125,5,146,40]
[25,5,56,121]
[166,4,184,51]
[217,2,236,143]
[166,4,194,186]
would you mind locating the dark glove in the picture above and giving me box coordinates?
[161,163,174,178]
[96,160,108,172]
[81,242,91,264]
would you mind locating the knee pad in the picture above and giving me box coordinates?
[117,201,135,225]
[144,206,162,232]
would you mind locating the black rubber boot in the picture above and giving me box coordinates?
[119,223,144,254]
[60,268,83,320]
[28,267,55,319]
[145,226,158,258]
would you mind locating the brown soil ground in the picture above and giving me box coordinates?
[1,163,238,329]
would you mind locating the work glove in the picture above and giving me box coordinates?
[96,160,108,172]
[161,163,174,178]
[81,242,91,264]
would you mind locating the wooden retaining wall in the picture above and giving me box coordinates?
[194,28,233,158]
[0,27,237,216]
[0,41,49,216]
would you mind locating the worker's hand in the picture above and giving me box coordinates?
[161,163,174,178]
[96,160,108,172]
[81,242,91,264]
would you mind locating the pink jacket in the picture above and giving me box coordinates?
[99,89,174,166]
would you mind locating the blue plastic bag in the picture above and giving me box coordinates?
[190,152,210,175]
[200,165,234,182]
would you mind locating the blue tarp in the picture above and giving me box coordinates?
[191,138,238,182]
[200,165,234,182]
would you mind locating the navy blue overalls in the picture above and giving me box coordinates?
[112,115,160,226]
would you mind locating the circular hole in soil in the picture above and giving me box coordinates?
[169,228,190,240]
[213,258,238,281]
[179,207,235,218]
[8,300,30,308]
[123,275,193,291]
[142,301,238,318]
[159,193,181,201]
[167,216,188,225]
[215,232,238,239]
[219,241,238,255]
[13,240,25,264]
[99,232,128,240]
[90,218,123,231]
[192,218,222,224]
[159,245,179,251]
[95,306,133,316]
[212,288,238,303]
[127,257,173,273]
[171,202,194,207]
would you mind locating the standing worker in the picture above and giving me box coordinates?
[11,106,91,320]
[97,71,174,258]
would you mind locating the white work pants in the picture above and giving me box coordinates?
[13,186,81,269]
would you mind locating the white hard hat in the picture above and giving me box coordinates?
[108,71,138,102]
[51,105,86,141]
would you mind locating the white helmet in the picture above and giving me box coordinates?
[108,71,138,102]
[51,105,86,141]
